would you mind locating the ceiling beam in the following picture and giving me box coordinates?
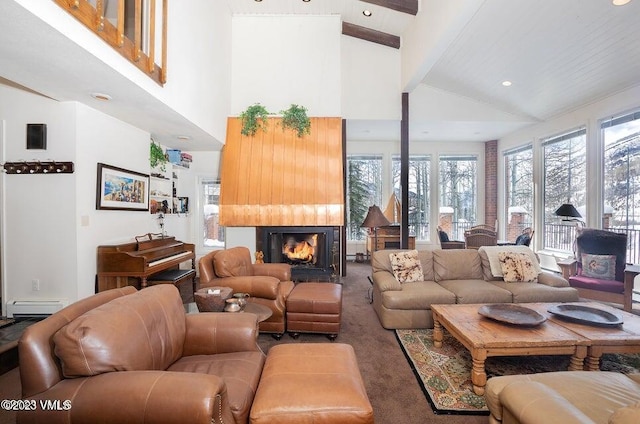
[361,0,419,15]
[342,22,401,49]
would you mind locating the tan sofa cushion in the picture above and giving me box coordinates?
[433,249,483,281]
[437,279,512,304]
[53,285,186,378]
[609,401,640,424]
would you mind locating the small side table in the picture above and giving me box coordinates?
[241,303,273,323]
[624,264,640,312]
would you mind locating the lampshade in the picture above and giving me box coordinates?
[361,205,391,228]
[554,203,582,218]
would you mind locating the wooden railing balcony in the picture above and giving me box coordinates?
[54,0,167,85]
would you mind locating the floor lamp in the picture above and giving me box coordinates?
[361,205,391,303]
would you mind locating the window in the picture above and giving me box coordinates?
[201,177,224,248]
[392,155,430,240]
[504,145,533,242]
[542,128,586,251]
[602,110,640,264]
[346,155,383,241]
[439,155,477,240]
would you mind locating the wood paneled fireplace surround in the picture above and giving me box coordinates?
[256,226,340,282]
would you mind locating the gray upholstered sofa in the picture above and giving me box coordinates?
[371,246,579,329]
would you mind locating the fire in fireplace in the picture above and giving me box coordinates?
[257,226,338,281]
[282,234,317,264]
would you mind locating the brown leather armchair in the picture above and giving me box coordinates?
[199,246,295,337]
[18,285,265,424]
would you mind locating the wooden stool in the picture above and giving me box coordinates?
[286,282,342,340]
[250,343,374,424]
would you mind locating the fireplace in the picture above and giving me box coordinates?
[257,226,339,282]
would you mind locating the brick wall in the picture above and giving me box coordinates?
[485,140,498,228]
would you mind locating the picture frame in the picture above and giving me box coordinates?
[96,163,150,211]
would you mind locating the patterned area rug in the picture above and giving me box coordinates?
[396,328,640,415]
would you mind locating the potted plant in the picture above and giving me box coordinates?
[150,139,168,171]
[239,103,270,136]
[280,104,311,138]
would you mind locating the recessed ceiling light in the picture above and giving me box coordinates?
[502,80,512,87]
[90,92,112,101]
[363,10,372,17]
[254,0,262,2]
[612,0,630,5]
[176,135,191,141]
[302,0,311,2]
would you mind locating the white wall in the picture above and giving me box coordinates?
[341,36,401,120]
[231,15,341,116]
[75,103,158,300]
[1,86,77,308]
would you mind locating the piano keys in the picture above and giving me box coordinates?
[96,233,195,293]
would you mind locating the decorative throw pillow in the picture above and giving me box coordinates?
[389,250,424,283]
[498,252,538,283]
[581,253,616,280]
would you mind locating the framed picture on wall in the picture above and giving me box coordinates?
[96,163,150,211]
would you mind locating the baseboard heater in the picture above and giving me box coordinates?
[6,300,69,318]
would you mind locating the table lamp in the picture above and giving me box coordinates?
[361,205,391,256]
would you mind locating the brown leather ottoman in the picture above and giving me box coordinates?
[250,343,374,424]
[286,282,342,340]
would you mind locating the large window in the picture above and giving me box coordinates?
[603,110,640,263]
[346,155,383,241]
[392,155,430,240]
[439,155,477,239]
[504,145,533,241]
[201,177,224,248]
[542,128,586,251]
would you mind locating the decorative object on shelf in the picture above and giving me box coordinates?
[149,138,168,171]
[2,161,74,174]
[157,212,165,235]
[255,250,264,263]
[239,103,270,136]
[280,103,311,137]
[96,163,150,211]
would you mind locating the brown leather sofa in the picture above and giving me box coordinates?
[485,371,640,424]
[199,247,295,337]
[18,284,265,424]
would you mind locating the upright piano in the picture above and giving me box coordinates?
[96,233,195,293]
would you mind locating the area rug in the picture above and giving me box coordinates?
[396,328,640,415]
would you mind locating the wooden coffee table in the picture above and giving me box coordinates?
[525,302,640,371]
[431,303,589,396]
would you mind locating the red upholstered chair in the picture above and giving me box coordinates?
[558,228,635,312]
[199,246,295,338]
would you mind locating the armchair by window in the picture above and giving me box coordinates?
[557,228,636,312]
[464,226,497,249]
[199,247,295,337]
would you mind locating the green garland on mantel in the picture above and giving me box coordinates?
[239,103,311,138]
[239,103,270,137]
[280,104,311,138]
